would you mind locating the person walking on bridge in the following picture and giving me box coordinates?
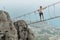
[34,6,48,21]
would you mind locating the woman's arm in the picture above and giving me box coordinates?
[43,4,51,10]
[43,6,48,10]
[34,9,39,13]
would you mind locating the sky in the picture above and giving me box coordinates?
[0,0,60,27]
[0,0,60,17]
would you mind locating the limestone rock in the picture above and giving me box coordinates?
[14,20,35,40]
[0,10,18,40]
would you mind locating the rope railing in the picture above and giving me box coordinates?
[12,1,60,25]
[28,16,60,25]
[13,1,60,19]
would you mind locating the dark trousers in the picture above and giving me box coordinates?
[39,13,44,21]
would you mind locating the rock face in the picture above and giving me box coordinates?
[0,10,18,40]
[0,10,34,40]
[14,20,35,40]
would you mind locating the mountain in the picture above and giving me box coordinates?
[14,20,35,40]
[0,10,35,40]
[0,10,18,40]
[28,21,60,40]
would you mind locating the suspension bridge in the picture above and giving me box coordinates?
[13,1,60,25]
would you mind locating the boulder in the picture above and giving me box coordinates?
[14,20,35,40]
[0,10,18,40]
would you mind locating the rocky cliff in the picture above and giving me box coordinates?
[0,10,34,40]
[0,10,18,40]
[14,20,35,40]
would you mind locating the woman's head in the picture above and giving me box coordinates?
[40,6,42,8]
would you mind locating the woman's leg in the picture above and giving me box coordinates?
[42,13,44,20]
[40,13,42,21]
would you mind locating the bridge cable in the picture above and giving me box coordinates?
[53,5,56,17]
[28,16,60,25]
[12,1,60,24]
